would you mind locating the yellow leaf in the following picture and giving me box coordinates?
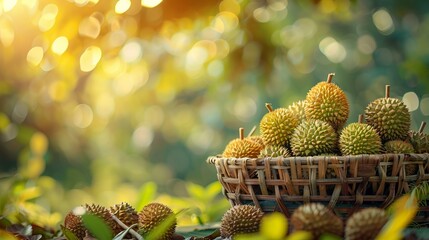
[30,132,48,156]
[21,157,45,179]
[376,194,418,240]
[286,231,313,240]
[260,212,288,239]
[0,230,18,240]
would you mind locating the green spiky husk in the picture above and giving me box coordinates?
[222,138,263,158]
[287,100,307,123]
[305,82,349,130]
[384,140,414,154]
[345,208,388,240]
[260,108,299,147]
[384,140,416,175]
[110,202,139,235]
[138,203,176,240]
[291,203,343,238]
[220,205,264,239]
[291,120,338,156]
[408,131,429,153]
[339,123,382,155]
[365,98,410,141]
[259,145,290,158]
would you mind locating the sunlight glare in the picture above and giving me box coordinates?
[373,8,395,35]
[27,46,44,66]
[51,36,69,55]
[80,46,102,72]
[3,0,17,12]
[38,4,58,32]
[141,0,162,8]
[115,0,131,14]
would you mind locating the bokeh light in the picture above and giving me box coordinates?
[141,0,162,8]
[80,46,102,72]
[1,0,429,229]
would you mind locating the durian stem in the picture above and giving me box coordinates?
[248,125,257,137]
[239,127,244,140]
[419,121,427,133]
[110,213,143,240]
[358,114,364,123]
[385,85,390,98]
[265,103,274,112]
[326,73,335,83]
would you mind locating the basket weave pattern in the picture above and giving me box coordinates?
[207,153,429,221]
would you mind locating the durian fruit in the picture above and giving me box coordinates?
[384,140,416,175]
[345,208,388,240]
[384,140,415,154]
[259,145,290,158]
[110,202,139,236]
[291,202,343,238]
[365,85,410,141]
[223,128,264,158]
[287,100,307,123]
[260,103,300,147]
[290,119,338,156]
[305,73,350,130]
[220,205,264,239]
[64,210,86,239]
[339,115,382,155]
[408,122,429,153]
[85,204,116,234]
[138,202,176,240]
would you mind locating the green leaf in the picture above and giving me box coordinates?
[81,214,113,240]
[178,228,220,238]
[113,223,139,240]
[145,210,186,240]
[205,182,222,199]
[60,225,79,240]
[136,182,157,211]
[186,182,206,202]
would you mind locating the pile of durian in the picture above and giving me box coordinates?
[220,203,389,240]
[63,202,177,240]
[222,73,429,160]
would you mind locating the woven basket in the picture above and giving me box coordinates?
[207,153,429,222]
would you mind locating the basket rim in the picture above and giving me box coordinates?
[206,153,429,164]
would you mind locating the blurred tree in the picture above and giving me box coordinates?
[0,0,428,224]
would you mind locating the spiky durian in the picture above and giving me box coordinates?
[345,208,388,240]
[384,140,414,154]
[384,140,416,175]
[220,205,264,239]
[223,128,264,158]
[305,73,349,130]
[291,203,343,238]
[339,115,382,155]
[365,85,410,141]
[64,210,86,239]
[259,145,290,158]
[260,103,300,147]
[85,204,116,234]
[110,202,139,236]
[247,135,265,148]
[138,203,176,240]
[291,119,338,156]
[408,122,429,153]
[287,100,307,123]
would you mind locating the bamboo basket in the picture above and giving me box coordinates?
[207,153,429,222]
